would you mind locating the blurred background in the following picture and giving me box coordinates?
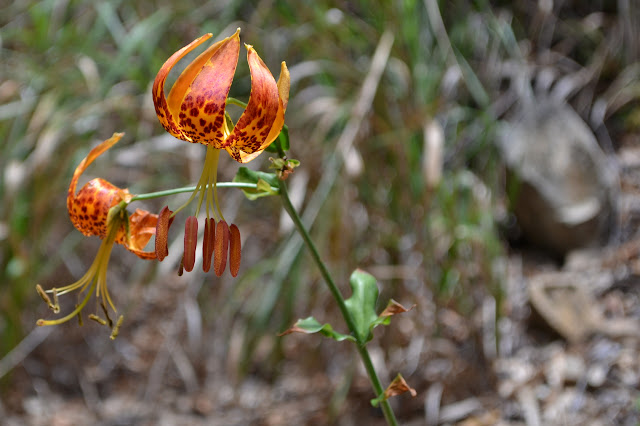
[1,0,640,424]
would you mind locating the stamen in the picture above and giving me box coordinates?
[155,206,174,261]
[110,315,124,340]
[208,148,225,222]
[95,227,118,313]
[203,218,216,273]
[178,256,185,276]
[101,301,113,328]
[38,207,123,328]
[37,276,97,326]
[229,224,241,277]
[172,146,222,219]
[52,288,59,313]
[37,284,59,313]
[214,220,230,277]
[183,216,198,272]
[89,314,108,326]
[172,153,212,218]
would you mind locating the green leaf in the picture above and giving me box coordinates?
[265,124,289,152]
[278,124,290,151]
[280,316,356,342]
[344,269,380,344]
[233,167,280,200]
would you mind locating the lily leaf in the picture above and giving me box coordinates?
[344,269,380,344]
[233,167,280,200]
[265,124,289,152]
[279,316,356,342]
[277,124,290,151]
[344,270,416,345]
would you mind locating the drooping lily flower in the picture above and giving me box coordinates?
[152,29,289,276]
[153,28,289,162]
[37,133,158,338]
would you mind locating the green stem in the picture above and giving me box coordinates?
[279,181,398,426]
[129,182,279,203]
[226,97,248,108]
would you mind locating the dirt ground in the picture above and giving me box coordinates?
[1,143,639,426]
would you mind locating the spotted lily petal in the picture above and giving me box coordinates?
[69,178,130,238]
[225,45,281,163]
[68,133,130,238]
[67,133,158,259]
[265,61,290,145]
[153,34,211,139]
[153,30,240,146]
[232,61,290,163]
[116,208,159,260]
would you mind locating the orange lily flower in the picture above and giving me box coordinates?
[37,133,158,337]
[151,29,289,277]
[152,28,290,163]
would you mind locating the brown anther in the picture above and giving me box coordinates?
[229,224,241,277]
[203,218,216,273]
[155,206,174,261]
[183,216,198,272]
[214,220,230,277]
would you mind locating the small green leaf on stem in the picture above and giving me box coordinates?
[279,316,356,342]
[256,178,277,194]
[233,167,280,200]
[344,269,380,344]
[344,272,416,344]
[371,373,417,407]
[278,125,290,151]
[266,124,290,152]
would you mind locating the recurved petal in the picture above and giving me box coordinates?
[68,133,123,214]
[69,178,129,238]
[229,61,290,163]
[152,33,214,140]
[166,29,240,146]
[264,61,290,144]
[117,208,159,260]
[225,44,280,163]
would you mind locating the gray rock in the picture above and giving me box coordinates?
[498,99,618,256]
